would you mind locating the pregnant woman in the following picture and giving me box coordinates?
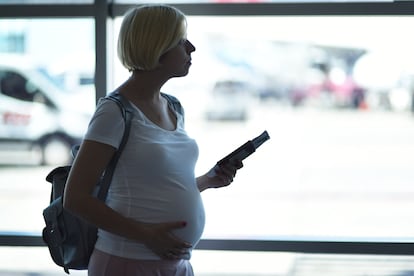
[63,4,242,276]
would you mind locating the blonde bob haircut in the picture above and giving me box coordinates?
[117,4,187,71]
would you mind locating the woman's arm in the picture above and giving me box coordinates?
[63,140,191,258]
[63,140,144,240]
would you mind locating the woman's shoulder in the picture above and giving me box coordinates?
[161,92,184,116]
[84,96,126,148]
[93,95,127,117]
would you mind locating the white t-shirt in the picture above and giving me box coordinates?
[84,95,205,260]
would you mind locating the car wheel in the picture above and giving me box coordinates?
[41,136,72,166]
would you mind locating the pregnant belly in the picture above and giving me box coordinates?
[112,188,206,247]
[169,193,206,246]
[158,193,205,260]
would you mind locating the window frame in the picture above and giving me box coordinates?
[1,0,414,256]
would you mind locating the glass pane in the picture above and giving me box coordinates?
[0,247,86,275]
[193,252,414,275]
[112,15,414,241]
[0,18,95,232]
[2,247,414,275]
[0,0,92,4]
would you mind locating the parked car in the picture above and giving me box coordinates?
[0,55,92,165]
[204,80,251,121]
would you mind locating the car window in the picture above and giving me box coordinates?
[0,70,52,105]
[0,70,34,102]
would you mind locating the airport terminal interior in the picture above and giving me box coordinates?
[1,1,414,275]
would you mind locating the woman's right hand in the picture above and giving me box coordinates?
[140,221,192,259]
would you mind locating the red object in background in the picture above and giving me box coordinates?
[3,111,31,126]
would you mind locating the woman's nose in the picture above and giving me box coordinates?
[186,40,196,53]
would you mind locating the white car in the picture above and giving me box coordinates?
[0,55,92,165]
[205,80,251,121]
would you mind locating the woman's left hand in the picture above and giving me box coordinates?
[198,160,243,191]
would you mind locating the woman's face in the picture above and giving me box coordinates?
[159,38,196,78]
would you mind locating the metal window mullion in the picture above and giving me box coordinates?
[94,0,109,102]
[110,2,414,17]
[196,239,414,255]
[2,234,414,255]
[0,4,95,18]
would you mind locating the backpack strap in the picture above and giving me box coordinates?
[96,92,183,201]
[161,92,184,116]
[96,91,134,201]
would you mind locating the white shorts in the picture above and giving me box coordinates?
[88,249,194,276]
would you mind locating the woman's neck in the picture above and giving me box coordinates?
[119,70,168,102]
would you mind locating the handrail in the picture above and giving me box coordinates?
[1,234,414,255]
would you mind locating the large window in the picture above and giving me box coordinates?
[1,1,414,275]
[113,15,414,240]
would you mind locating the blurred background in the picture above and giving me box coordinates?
[1,1,414,275]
